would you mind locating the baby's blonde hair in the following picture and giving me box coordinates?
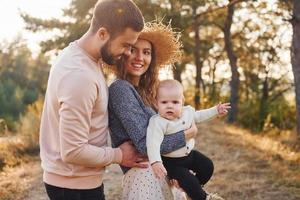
[157,79,184,99]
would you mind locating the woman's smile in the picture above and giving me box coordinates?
[131,63,144,69]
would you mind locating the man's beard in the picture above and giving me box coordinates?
[101,40,117,65]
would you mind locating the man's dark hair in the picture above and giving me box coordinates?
[91,0,144,37]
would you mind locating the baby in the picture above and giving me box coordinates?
[146,79,230,200]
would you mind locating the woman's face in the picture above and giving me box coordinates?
[124,39,152,80]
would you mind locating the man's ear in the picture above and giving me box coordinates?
[97,27,110,42]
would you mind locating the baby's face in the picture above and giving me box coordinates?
[156,87,183,120]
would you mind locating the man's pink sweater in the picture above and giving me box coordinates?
[39,42,122,189]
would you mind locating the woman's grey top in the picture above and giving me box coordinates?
[108,79,186,173]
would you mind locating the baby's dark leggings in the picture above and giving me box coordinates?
[162,150,214,200]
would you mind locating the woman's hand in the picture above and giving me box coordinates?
[184,122,198,140]
[151,161,167,179]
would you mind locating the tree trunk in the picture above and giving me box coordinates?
[169,0,183,84]
[224,1,240,123]
[291,0,300,135]
[173,63,183,83]
[209,59,218,104]
[193,5,202,110]
[259,69,269,130]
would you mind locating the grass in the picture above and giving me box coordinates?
[200,120,300,200]
[0,119,299,200]
[0,156,40,200]
[0,133,40,200]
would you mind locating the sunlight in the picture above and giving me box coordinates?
[158,67,173,80]
[0,0,71,52]
[224,124,300,162]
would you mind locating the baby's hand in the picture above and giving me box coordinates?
[151,162,167,179]
[217,102,231,116]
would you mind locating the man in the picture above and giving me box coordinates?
[39,1,146,199]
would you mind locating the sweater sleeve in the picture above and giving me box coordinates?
[57,71,122,167]
[109,80,186,155]
[146,116,165,164]
[194,106,219,123]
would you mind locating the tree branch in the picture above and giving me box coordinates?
[269,84,294,103]
[269,70,291,91]
[195,0,247,20]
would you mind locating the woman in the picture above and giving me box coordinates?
[108,22,196,200]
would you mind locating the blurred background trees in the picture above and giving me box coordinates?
[0,0,298,137]
[0,38,50,131]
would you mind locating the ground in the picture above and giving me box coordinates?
[0,120,299,200]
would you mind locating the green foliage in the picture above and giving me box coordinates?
[267,97,296,130]
[22,88,39,105]
[238,96,296,132]
[238,100,262,132]
[0,38,50,131]
[0,81,25,130]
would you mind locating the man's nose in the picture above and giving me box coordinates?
[124,47,132,56]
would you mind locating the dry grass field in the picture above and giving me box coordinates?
[0,120,299,200]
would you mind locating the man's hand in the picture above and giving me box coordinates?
[119,141,148,168]
[151,162,167,179]
[217,102,231,116]
[184,122,198,140]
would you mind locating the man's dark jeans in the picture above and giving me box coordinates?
[44,183,105,200]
